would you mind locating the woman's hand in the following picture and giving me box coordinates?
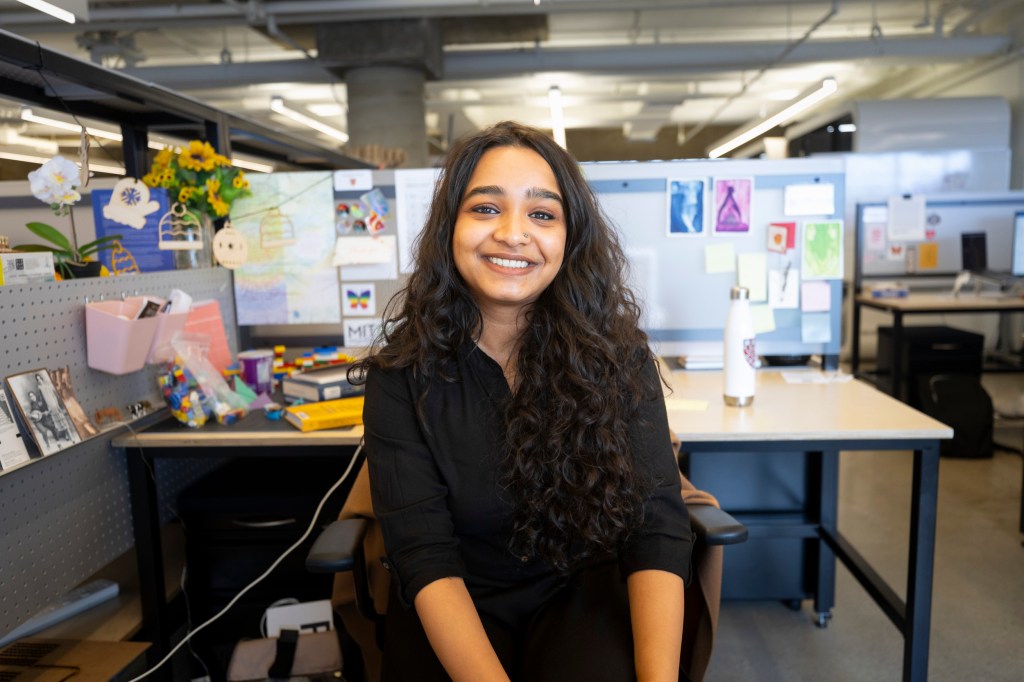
[627,569,686,682]
[414,577,511,682]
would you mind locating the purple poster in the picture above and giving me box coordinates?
[713,178,752,234]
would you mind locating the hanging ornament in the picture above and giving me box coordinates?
[213,221,249,269]
[79,126,90,187]
[158,203,204,251]
[259,207,296,248]
[104,178,161,229]
[109,240,140,275]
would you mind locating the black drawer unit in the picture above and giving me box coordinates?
[177,457,353,678]
[876,325,984,406]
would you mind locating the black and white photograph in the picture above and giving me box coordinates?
[0,387,32,470]
[667,178,706,236]
[50,367,100,439]
[5,370,82,456]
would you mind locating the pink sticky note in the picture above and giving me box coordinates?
[801,281,831,312]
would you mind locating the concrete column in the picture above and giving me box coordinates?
[346,66,429,168]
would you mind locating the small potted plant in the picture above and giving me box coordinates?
[14,155,122,279]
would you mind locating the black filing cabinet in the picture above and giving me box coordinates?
[177,457,352,678]
[876,325,984,407]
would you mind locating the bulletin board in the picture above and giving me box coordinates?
[585,157,845,361]
[237,159,846,363]
[855,191,1024,286]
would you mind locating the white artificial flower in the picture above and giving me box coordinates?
[28,155,81,209]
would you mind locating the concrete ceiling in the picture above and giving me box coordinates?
[1,0,1022,164]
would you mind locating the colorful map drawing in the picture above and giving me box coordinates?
[231,172,341,325]
[801,220,844,280]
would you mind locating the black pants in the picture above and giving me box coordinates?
[380,562,649,682]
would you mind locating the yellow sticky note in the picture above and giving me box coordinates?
[751,304,776,334]
[705,243,735,274]
[737,252,768,301]
[918,242,938,270]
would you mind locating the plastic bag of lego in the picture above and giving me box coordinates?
[157,333,249,427]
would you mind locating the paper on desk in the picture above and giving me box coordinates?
[705,243,735,274]
[781,371,852,384]
[664,398,710,411]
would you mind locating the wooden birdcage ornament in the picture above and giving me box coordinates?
[158,203,204,251]
[109,240,140,275]
[259,207,296,248]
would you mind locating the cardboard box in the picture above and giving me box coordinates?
[0,252,56,286]
[282,363,364,403]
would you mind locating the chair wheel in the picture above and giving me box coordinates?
[814,611,832,628]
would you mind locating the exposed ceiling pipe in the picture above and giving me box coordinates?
[674,0,839,145]
[950,0,1020,36]
[0,0,837,31]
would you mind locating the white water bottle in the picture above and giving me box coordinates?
[723,286,756,406]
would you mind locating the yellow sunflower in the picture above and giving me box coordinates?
[178,187,196,203]
[179,140,217,172]
[232,172,247,189]
[210,196,230,217]
[142,172,160,188]
[153,148,174,168]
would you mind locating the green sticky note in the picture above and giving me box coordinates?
[705,243,736,274]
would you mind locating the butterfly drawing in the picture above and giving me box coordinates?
[347,290,371,310]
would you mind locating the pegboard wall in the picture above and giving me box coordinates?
[0,268,237,639]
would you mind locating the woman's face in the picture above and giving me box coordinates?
[452,146,567,316]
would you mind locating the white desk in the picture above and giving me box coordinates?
[662,369,950,682]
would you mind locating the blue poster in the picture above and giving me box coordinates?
[90,187,176,273]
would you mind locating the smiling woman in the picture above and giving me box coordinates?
[350,121,692,682]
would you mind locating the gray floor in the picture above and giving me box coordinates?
[708,437,1024,680]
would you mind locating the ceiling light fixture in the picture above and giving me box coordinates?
[707,78,838,159]
[21,108,122,142]
[15,0,75,24]
[548,86,567,149]
[230,157,275,173]
[270,96,349,144]
[0,150,123,175]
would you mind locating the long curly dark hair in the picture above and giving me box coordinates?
[356,121,659,573]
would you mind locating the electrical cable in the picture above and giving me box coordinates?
[115,438,363,682]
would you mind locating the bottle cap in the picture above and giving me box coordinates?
[730,286,750,300]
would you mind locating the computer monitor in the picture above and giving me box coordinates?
[961,232,988,272]
[1012,212,1024,276]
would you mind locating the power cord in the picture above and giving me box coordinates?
[119,439,363,682]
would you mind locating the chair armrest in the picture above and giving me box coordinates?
[688,504,748,546]
[306,518,369,573]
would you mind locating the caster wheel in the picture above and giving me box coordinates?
[814,611,832,628]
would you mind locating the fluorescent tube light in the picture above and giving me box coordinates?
[708,78,838,159]
[21,108,122,142]
[230,157,275,173]
[548,86,566,149]
[16,0,75,24]
[838,123,857,133]
[270,96,349,144]
[0,150,123,175]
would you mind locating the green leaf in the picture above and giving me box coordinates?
[13,244,61,253]
[78,235,123,253]
[24,222,72,253]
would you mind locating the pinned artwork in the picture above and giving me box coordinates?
[768,267,799,309]
[667,179,706,235]
[333,170,374,192]
[5,369,82,457]
[342,282,377,317]
[713,178,752,234]
[918,242,938,270]
[213,222,249,269]
[158,203,204,251]
[0,387,32,470]
[767,222,796,253]
[108,241,140,275]
[103,177,161,229]
[259,208,297,248]
[801,220,843,280]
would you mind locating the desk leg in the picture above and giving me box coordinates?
[904,443,939,682]
[891,312,905,400]
[812,450,839,627]
[851,301,862,376]
[126,447,171,680]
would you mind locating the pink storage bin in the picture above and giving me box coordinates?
[146,310,189,364]
[85,297,161,375]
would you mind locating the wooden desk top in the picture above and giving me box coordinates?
[111,406,364,448]
[113,370,951,449]
[855,291,1024,312]
[663,369,952,443]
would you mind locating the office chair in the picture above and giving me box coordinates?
[306,461,746,682]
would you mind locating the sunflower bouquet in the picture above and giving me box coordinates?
[142,140,251,220]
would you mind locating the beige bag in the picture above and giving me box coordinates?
[226,630,342,681]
